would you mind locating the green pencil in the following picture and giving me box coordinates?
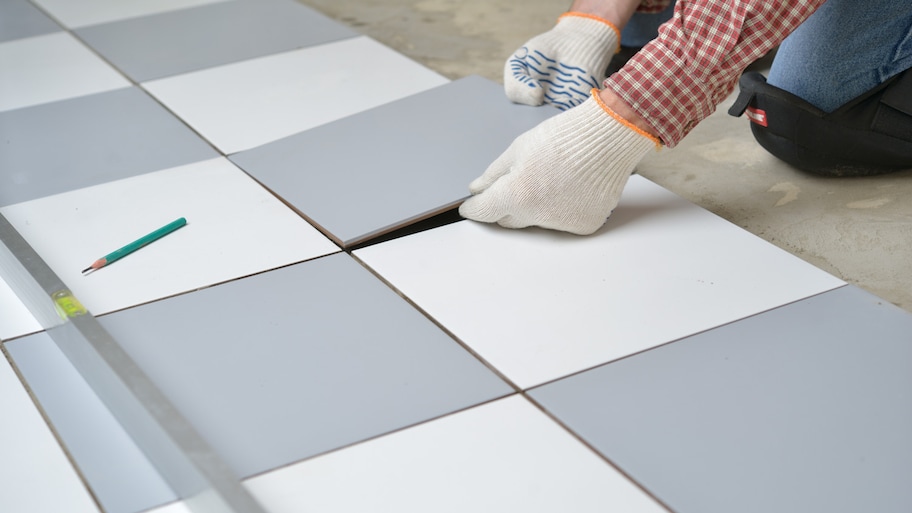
[82,217,187,274]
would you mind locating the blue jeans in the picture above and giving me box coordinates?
[620,2,675,48]
[622,0,912,112]
[768,0,912,112]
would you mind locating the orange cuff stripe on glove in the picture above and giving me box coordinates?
[590,88,662,148]
[558,12,621,53]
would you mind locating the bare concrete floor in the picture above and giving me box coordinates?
[301,0,912,312]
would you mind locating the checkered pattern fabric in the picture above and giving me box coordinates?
[606,0,826,146]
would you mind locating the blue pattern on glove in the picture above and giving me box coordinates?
[508,47,599,110]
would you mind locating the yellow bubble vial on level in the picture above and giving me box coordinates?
[52,290,87,319]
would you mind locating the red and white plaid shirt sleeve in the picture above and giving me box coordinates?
[604,0,826,147]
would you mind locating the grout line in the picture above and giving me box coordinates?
[241,392,519,482]
[90,251,345,321]
[523,283,851,392]
[349,250,524,394]
[0,342,107,513]
[24,0,68,34]
[520,392,678,513]
[231,168,347,247]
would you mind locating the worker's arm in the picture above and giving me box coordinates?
[464,0,827,235]
[605,0,826,147]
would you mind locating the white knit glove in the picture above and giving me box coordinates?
[459,89,659,235]
[505,13,620,110]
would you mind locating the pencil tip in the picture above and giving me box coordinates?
[81,266,92,274]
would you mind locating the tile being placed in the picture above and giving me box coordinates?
[1,157,340,315]
[245,395,667,513]
[93,253,512,478]
[0,352,99,513]
[0,0,61,43]
[232,75,558,247]
[75,0,356,82]
[530,285,912,513]
[0,87,217,207]
[31,0,230,28]
[0,32,130,112]
[6,332,176,513]
[143,36,448,154]
[354,175,846,389]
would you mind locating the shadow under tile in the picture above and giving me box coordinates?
[86,253,512,478]
[0,0,61,43]
[348,207,464,250]
[530,285,912,513]
[0,87,217,207]
[75,0,357,82]
[231,75,558,247]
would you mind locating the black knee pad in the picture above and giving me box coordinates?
[728,69,912,177]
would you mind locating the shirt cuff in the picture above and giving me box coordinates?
[603,40,737,148]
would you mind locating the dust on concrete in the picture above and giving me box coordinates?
[300,0,563,82]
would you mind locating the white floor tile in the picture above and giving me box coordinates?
[143,36,449,154]
[31,0,230,28]
[0,354,99,513]
[0,277,42,341]
[1,157,339,315]
[245,395,666,513]
[0,32,129,112]
[142,501,192,513]
[355,176,846,389]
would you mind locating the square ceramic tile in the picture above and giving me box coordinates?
[231,76,558,247]
[6,333,176,513]
[354,176,846,389]
[1,157,339,316]
[530,285,912,513]
[0,0,61,43]
[93,253,511,478]
[0,87,217,208]
[75,0,356,81]
[143,36,449,154]
[32,0,230,28]
[245,395,667,513]
[0,275,42,341]
[0,352,99,513]
[0,32,129,112]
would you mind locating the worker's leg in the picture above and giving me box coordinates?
[768,0,912,112]
[608,2,675,74]
[731,0,912,176]
[618,1,675,48]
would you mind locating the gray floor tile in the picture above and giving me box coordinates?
[6,333,177,513]
[0,87,216,207]
[92,253,511,478]
[75,0,357,82]
[530,285,912,513]
[231,75,558,247]
[0,0,61,43]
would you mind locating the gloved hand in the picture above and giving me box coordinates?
[505,12,620,110]
[459,89,659,235]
